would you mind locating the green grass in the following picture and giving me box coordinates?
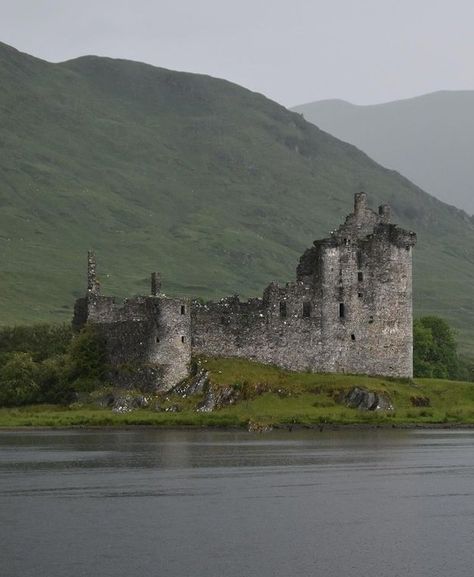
[2,358,474,428]
[0,42,473,355]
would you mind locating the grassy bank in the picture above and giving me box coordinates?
[1,358,474,428]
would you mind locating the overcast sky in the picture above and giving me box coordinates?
[1,0,473,107]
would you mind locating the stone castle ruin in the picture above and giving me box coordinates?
[73,193,416,390]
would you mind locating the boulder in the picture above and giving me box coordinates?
[344,387,394,411]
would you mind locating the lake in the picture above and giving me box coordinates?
[1,428,474,577]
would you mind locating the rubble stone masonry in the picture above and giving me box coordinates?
[73,193,416,390]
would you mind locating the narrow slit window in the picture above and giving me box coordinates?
[358,272,364,282]
[280,301,287,319]
[180,305,186,315]
[181,336,185,344]
[302,302,311,318]
[156,337,160,343]
[357,250,363,269]
[351,333,356,341]
[339,303,345,319]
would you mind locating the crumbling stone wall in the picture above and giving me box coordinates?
[73,193,416,386]
[192,193,416,378]
[73,263,191,391]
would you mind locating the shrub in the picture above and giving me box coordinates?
[0,324,72,361]
[67,325,107,392]
[0,352,40,406]
[414,316,464,380]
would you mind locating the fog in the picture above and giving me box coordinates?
[1,0,473,106]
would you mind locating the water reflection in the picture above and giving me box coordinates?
[1,429,474,577]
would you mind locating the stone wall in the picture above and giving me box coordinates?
[74,193,416,386]
[73,277,191,391]
[191,193,416,378]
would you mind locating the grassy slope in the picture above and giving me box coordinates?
[1,357,474,427]
[0,43,473,353]
[292,91,474,215]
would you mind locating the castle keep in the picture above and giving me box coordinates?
[74,193,416,390]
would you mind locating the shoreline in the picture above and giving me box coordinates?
[2,422,474,432]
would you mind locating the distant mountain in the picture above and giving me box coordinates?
[292,91,474,215]
[0,43,473,352]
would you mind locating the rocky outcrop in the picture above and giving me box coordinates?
[111,394,151,413]
[344,387,393,411]
[196,385,239,412]
[172,369,210,397]
[247,420,273,433]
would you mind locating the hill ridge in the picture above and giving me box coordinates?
[292,91,474,214]
[0,42,473,353]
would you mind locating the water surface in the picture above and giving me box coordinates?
[1,428,474,577]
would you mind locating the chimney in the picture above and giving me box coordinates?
[354,192,368,213]
[87,251,100,295]
[378,204,391,222]
[151,272,162,296]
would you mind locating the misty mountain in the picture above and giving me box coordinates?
[292,91,474,215]
[0,42,473,351]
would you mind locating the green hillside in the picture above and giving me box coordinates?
[292,92,474,215]
[0,42,473,353]
[2,358,474,428]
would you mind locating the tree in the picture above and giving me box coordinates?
[0,352,40,406]
[414,316,460,379]
[67,325,107,391]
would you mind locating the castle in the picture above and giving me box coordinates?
[73,193,417,390]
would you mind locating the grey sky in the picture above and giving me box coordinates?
[1,0,473,107]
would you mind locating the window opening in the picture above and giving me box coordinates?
[351,334,356,341]
[358,292,363,298]
[180,305,185,315]
[181,336,185,343]
[339,303,345,319]
[357,250,363,269]
[302,302,311,318]
[358,272,363,282]
[280,301,287,319]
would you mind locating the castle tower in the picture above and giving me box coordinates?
[192,192,416,379]
[73,257,191,392]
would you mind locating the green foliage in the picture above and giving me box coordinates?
[414,316,462,379]
[36,355,74,405]
[0,324,72,361]
[0,43,473,354]
[2,356,474,427]
[0,352,39,406]
[67,325,106,391]
[0,323,107,406]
